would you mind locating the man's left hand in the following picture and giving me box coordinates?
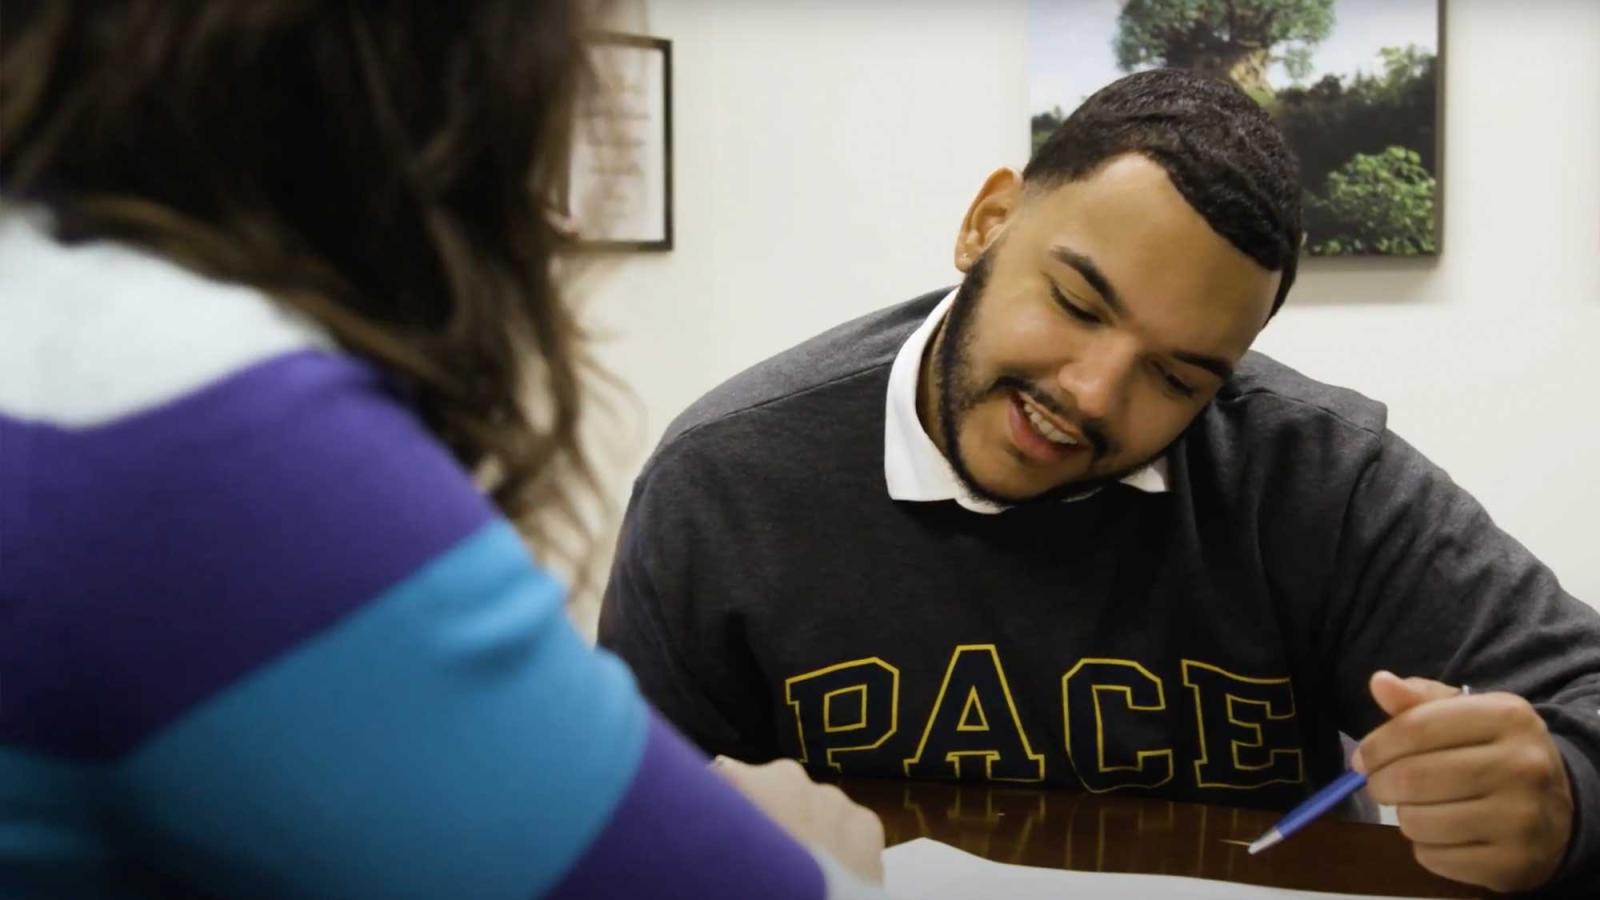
[1351,670,1573,893]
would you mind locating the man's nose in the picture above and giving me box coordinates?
[1056,338,1137,423]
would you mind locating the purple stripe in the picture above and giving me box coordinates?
[0,350,494,760]
[546,715,826,900]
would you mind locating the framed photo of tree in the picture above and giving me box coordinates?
[1028,0,1442,257]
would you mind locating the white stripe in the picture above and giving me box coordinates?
[0,210,331,427]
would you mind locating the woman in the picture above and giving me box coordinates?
[0,2,885,897]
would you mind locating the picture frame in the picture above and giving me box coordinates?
[1028,1,1442,258]
[564,32,673,251]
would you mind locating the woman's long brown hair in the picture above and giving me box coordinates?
[2,0,603,568]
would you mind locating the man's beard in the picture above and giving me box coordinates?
[933,248,1164,507]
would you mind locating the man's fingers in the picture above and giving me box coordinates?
[1411,840,1558,895]
[1394,797,1505,845]
[1365,743,1501,806]
[1368,670,1460,718]
[1353,693,1520,774]
[1367,670,1423,719]
[1410,840,1509,890]
[1356,680,1571,894]
[1400,676,1460,701]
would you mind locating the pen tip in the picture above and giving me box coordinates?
[1247,830,1282,855]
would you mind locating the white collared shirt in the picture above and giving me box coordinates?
[882,289,1169,513]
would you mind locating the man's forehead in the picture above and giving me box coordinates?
[1010,207,1276,354]
[1025,162,1276,293]
[1021,154,1206,232]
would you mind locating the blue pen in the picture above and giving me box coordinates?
[1250,683,1472,854]
[1247,769,1367,854]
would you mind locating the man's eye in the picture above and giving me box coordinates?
[1051,285,1099,324]
[1159,369,1196,398]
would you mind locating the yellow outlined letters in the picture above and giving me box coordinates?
[904,645,1046,782]
[1061,658,1174,792]
[785,658,899,772]
[1181,659,1304,789]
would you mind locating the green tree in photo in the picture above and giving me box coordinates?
[1032,105,1065,155]
[1031,4,1440,257]
[1113,0,1336,102]
[1306,146,1437,255]
[1276,44,1439,255]
[1274,44,1437,195]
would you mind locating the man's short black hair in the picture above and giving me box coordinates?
[1024,69,1302,315]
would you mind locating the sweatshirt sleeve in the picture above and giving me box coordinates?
[597,444,784,763]
[0,347,879,899]
[1324,429,1600,893]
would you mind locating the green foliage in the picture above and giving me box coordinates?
[1281,45,1315,83]
[1273,44,1439,255]
[1114,0,1336,91]
[1306,146,1437,255]
[1274,44,1437,192]
[1041,1,1439,257]
[1031,105,1065,155]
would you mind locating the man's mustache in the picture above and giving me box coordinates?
[989,374,1114,459]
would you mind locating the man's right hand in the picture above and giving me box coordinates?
[712,756,887,884]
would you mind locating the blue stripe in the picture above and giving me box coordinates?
[114,521,647,899]
[0,748,117,897]
[1,350,494,760]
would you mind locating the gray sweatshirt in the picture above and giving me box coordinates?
[600,288,1600,892]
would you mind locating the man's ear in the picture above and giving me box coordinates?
[954,167,1023,273]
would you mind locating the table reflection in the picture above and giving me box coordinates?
[837,778,1477,898]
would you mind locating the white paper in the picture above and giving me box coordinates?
[885,838,1429,900]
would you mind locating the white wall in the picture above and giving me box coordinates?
[573,0,1600,624]
[1251,0,1600,605]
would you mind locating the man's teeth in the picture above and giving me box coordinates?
[1023,402,1078,445]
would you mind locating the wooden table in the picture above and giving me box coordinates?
[837,777,1479,897]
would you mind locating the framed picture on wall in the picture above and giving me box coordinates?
[1028,0,1442,257]
[564,32,673,251]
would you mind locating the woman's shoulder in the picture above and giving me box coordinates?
[0,210,336,430]
[0,210,508,767]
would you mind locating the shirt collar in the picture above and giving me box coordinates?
[883,288,1169,514]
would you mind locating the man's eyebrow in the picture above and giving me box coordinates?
[1050,245,1124,315]
[1051,245,1234,381]
[1173,350,1234,381]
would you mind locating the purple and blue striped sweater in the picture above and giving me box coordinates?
[0,213,880,899]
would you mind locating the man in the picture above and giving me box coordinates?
[599,70,1600,894]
